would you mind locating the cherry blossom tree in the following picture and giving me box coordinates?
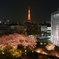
[0,33,37,50]
[45,43,55,51]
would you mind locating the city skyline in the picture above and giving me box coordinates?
[0,0,59,22]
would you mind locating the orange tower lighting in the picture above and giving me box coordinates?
[28,7,31,22]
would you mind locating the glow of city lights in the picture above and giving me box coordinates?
[35,44,59,58]
[35,48,48,55]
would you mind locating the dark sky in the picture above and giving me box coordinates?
[0,0,59,22]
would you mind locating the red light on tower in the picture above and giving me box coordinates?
[28,7,31,22]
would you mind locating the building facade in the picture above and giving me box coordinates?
[51,11,59,46]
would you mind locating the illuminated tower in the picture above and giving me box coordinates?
[28,7,31,22]
[51,11,59,46]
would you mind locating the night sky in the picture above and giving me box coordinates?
[0,0,59,22]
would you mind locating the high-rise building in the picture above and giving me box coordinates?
[51,11,59,46]
[28,7,31,22]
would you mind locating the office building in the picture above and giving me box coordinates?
[51,11,59,46]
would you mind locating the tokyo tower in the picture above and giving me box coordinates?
[28,7,31,22]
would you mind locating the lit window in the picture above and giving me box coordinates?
[44,43,46,45]
[40,42,43,45]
